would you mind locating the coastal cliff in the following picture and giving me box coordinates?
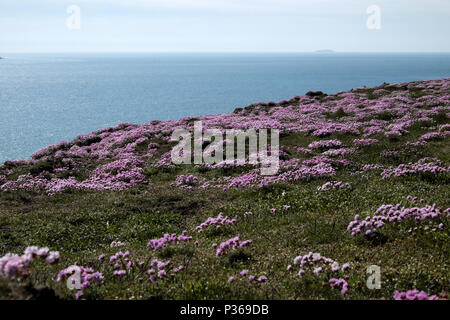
[0,79,449,300]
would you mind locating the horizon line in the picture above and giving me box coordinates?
[3,51,450,55]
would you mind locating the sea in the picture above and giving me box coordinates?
[1,53,450,163]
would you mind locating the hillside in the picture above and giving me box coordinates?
[0,79,449,300]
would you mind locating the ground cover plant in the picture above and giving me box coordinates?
[0,79,449,300]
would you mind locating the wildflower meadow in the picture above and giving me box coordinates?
[0,79,449,300]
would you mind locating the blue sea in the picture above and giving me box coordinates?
[1,53,450,163]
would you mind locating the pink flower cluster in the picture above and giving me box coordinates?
[227,270,268,284]
[175,174,199,189]
[329,278,349,295]
[293,252,349,271]
[0,158,148,195]
[322,148,355,157]
[311,124,359,137]
[153,152,176,169]
[361,164,385,171]
[110,241,125,248]
[80,157,147,191]
[195,213,237,232]
[0,246,60,280]
[295,147,313,155]
[420,131,450,141]
[308,140,342,150]
[353,138,379,147]
[291,252,349,277]
[216,236,252,257]
[363,126,384,137]
[393,289,443,300]
[109,250,133,272]
[219,161,336,191]
[347,201,448,237]
[105,248,185,284]
[56,265,104,299]
[147,259,172,283]
[381,158,450,179]
[147,231,193,250]
[317,181,351,191]
[288,252,350,295]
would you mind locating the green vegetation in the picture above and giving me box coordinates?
[0,80,449,300]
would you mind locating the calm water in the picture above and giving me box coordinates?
[1,53,450,163]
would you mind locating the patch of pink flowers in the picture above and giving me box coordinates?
[0,158,148,195]
[308,140,342,150]
[420,131,450,141]
[347,200,448,237]
[195,213,237,232]
[175,174,199,189]
[147,231,193,250]
[216,236,252,257]
[110,241,125,248]
[381,158,450,179]
[295,147,313,155]
[393,289,444,300]
[329,278,349,295]
[292,252,349,272]
[57,265,104,299]
[353,138,378,147]
[0,246,60,280]
[148,259,172,283]
[289,252,351,295]
[317,181,351,191]
[227,269,267,284]
[322,148,355,157]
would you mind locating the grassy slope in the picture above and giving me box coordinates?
[0,83,449,300]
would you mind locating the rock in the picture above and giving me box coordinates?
[306,91,327,97]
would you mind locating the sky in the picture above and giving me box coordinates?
[1,0,450,53]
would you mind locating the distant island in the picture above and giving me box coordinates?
[315,49,335,53]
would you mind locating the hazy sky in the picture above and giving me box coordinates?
[1,0,450,53]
